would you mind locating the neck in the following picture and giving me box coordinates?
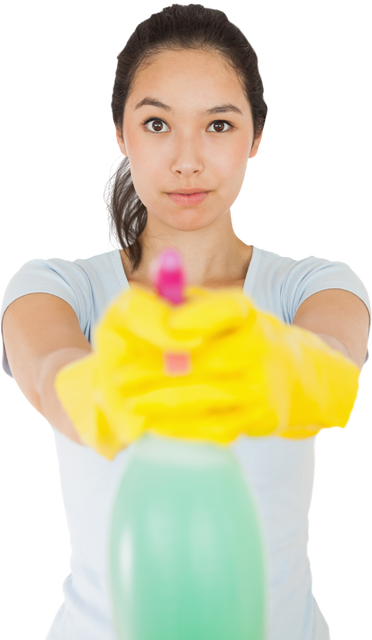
[120,238,253,289]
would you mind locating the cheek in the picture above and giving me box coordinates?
[125,136,160,195]
[230,157,248,187]
[212,143,249,188]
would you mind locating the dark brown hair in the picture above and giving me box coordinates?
[105,4,268,273]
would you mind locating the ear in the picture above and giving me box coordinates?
[110,120,128,157]
[249,131,263,159]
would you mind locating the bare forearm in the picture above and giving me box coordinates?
[33,335,355,447]
[36,347,93,445]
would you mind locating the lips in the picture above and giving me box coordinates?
[168,189,208,194]
[167,192,209,205]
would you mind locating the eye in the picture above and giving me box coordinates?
[141,118,234,133]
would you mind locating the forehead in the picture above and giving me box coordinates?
[132,49,242,93]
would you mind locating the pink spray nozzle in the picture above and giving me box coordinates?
[150,249,186,305]
[150,249,191,374]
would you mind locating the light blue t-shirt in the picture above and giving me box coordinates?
[1,246,371,640]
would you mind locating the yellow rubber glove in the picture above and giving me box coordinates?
[54,284,360,460]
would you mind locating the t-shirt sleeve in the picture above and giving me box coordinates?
[1,257,92,378]
[282,255,371,364]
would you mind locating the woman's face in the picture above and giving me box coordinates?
[117,48,262,233]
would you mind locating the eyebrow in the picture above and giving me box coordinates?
[134,97,244,117]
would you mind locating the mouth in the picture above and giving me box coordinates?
[167,192,210,205]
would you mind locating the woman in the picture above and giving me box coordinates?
[1,4,370,640]
[111,27,265,288]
